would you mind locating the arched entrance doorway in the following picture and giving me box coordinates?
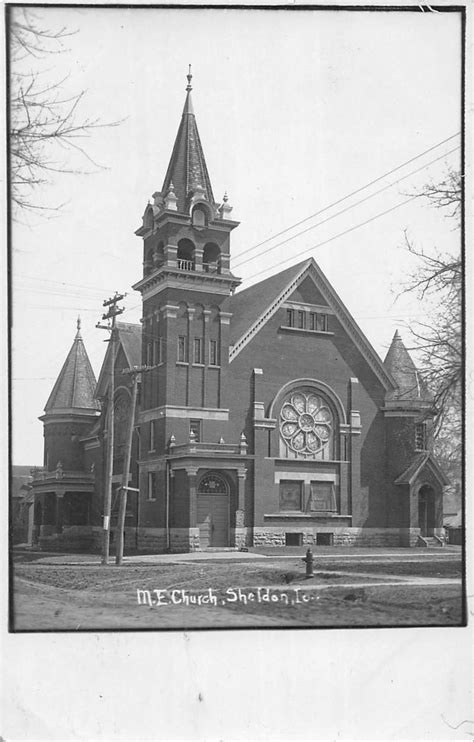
[418,485,436,537]
[197,472,230,548]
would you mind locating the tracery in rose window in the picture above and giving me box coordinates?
[279,391,334,459]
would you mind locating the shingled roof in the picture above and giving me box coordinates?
[160,72,215,213]
[384,330,432,401]
[44,321,99,413]
[94,322,142,399]
[116,322,142,368]
[229,260,310,346]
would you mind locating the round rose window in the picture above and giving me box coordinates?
[280,392,333,456]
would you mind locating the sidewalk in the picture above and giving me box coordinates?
[22,545,462,566]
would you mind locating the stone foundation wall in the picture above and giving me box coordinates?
[232,527,250,549]
[252,527,421,548]
[137,527,168,552]
[39,525,96,552]
[169,528,200,553]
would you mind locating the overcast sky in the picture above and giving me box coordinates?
[11,6,462,465]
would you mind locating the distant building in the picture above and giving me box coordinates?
[29,72,449,552]
[11,465,36,544]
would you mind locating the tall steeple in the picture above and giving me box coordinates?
[44,319,99,414]
[159,66,215,215]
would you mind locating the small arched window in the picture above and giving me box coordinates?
[192,207,207,228]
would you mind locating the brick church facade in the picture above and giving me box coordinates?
[30,72,448,552]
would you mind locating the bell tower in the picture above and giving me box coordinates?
[132,68,241,455]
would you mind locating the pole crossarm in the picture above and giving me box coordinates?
[96,291,125,566]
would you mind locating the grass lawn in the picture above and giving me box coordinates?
[11,555,464,631]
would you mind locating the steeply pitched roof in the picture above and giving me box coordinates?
[394,452,449,487]
[229,257,396,391]
[384,330,432,401]
[229,260,309,346]
[117,322,142,368]
[44,321,99,413]
[160,74,215,213]
[95,322,142,399]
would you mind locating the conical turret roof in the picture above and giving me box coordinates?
[384,330,432,401]
[160,68,215,213]
[44,319,99,414]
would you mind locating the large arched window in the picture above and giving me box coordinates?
[114,390,131,451]
[279,389,335,460]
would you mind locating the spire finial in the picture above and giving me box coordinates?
[76,315,82,337]
[186,64,193,92]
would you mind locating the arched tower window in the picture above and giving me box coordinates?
[203,242,221,274]
[279,389,335,460]
[192,206,207,228]
[177,238,195,271]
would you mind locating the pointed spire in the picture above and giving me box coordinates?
[384,330,431,401]
[44,321,99,414]
[160,68,215,214]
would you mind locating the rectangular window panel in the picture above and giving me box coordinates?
[149,420,155,451]
[146,342,153,365]
[209,339,218,366]
[309,481,336,512]
[147,472,156,501]
[193,338,203,364]
[153,338,163,365]
[279,481,303,511]
[316,314,328,332]
[297,310,305,329]
[177,336,187,362]
[310,313,317,331]
[286,309,294,327]
[415,423,427,451]
[190,419,202,442]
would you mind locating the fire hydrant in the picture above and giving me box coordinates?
[302,547,314,578]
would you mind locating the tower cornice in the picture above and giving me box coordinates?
[132,266,241,299]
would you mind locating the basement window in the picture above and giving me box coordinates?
[285,533,303,546]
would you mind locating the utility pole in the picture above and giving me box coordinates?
[115,364,152,566]
[96,292,125,566]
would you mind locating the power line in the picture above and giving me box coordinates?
[232,132,460,264]
[232,146,459,269]
[15,274,118,294]
[247,194,419,284]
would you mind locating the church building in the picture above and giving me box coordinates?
[30,71,448,552]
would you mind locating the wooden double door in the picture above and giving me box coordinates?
[197,493,229,548]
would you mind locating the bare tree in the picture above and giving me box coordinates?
[401,167,462,475]
[8,7,120,217]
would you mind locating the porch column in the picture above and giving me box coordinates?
[237,468,247,524]
[186,467,199,528]
[56,491,65,534]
